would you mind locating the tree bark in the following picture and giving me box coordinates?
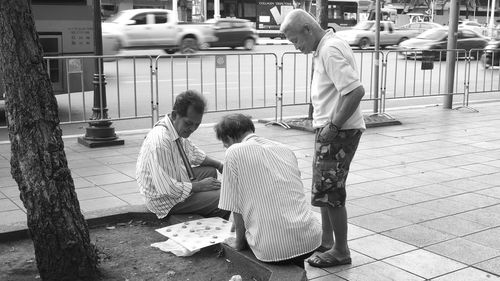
[0,1,99,280]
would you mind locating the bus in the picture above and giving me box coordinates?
[254,0,371,38]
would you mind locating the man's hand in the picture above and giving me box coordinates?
[318,122,339,143]
[223,237,247,251]
[191,177,221,192]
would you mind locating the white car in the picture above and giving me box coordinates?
[458,20,486,36]
[102,9,216,54]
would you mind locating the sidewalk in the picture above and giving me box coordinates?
[1,102,500,280]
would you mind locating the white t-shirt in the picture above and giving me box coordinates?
[311,30,366,130]
[219,134,322,262]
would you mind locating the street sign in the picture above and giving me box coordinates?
[215,55,226,68]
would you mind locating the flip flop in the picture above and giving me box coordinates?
[307,253,352,268]
[315,245,331,253]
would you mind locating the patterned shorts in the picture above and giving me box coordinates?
[311,129,362,207]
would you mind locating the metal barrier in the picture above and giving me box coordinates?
[0,55,155,129]
[153,53,279,123]
[2,49,499,131]
[383,49,469,111]
[279,50,385,122]
[466,48,500,107]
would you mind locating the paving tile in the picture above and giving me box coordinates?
[335,261,424,281]
[350,212,412,233]
[471,174,500,185]
[323,250,376,274]
[347,204,375,218]
[72,166,119,177]
[383,224,455,247]
[461,163,500,174]
[474,257,500,277]
[381,205,447,224]
[73,177,95,189]
[349,234,417,260]
[414,198,477,216]
[351,168,400,181]
[0,198,20,212]
[447,192,500,209]
[0,191,5,199]
[350,195,406,212]
[117,193,144,206]
[412,183,468,198]
[421,215,489,236]
[380,175,431,189]
[0,176,17,188]
[440,178,493,192]
[432,267,500,281]
[79,196,128,213]
[109,162,136,178]
[476,186,500,200]
[384,249,466,279]
[0,186,20,199]
[76,187,113,200]
[455,208,500,228]
[0,209,27,230]
[100,180,139,195]
[85,172,134,186]
[426,238,500,265]
[96,155,136,165]
[348,224,375,240]
[382,189,436,204]
[464,228,500,250]
[304,261,332,279]
[308,274,345,280]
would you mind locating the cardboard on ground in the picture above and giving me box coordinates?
[156,217,234,252]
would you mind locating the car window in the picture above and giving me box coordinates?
[232,22,247,28]
[131,13,147,25]
[216,21,232,29]
[461,29,478,38]
[154,13,168,24]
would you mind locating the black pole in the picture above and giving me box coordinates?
[78,0,124,148]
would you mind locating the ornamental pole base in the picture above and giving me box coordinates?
[78,125,124,148]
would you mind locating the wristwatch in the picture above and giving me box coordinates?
[327,122,339,137]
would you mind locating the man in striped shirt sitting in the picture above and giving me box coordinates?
[136,90,229,220]
[215,114,322,268]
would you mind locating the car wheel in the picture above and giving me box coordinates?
[358,38,370,50]
[165,49,177,54]
[480,54,491,69]
[180,37,198,54]
[243,38,255,50]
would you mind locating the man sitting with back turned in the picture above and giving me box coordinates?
[215,113,322,268]
[136,90,229,220]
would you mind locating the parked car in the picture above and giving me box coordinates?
[481,40,500,68]
[336,20,420,49]
[458,20,486,36]
[205,18,258,50]
[398,27,489,60]
[102,9,216,54]
[398,22,443,34]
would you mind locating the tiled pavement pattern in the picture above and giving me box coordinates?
[1,103,500,280]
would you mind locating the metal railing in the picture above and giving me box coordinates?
[2,49,499,130]
[153,53,279,123]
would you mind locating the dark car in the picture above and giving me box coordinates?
[481,40,500,69]
[398,27,489,60]
[206,18,258,50]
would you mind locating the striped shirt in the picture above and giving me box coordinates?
[219,134,322,262]
[136,116,206,219]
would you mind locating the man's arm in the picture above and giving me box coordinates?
[200,156,224,174]
[331,85,364,127]
[225,212,247,251]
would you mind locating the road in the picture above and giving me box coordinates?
[0,43,498,142]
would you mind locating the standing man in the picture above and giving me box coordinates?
[281,9,365,267]
[136,90,229,220]
[215,114,322,268]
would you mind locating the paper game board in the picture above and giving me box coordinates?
[156,217,234,252]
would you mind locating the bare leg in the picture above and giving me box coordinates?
[326,205,350,259]
[320,207,334,249]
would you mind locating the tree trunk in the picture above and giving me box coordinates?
[0,1,99,280]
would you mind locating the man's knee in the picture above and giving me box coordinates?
[193,166,217,180]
